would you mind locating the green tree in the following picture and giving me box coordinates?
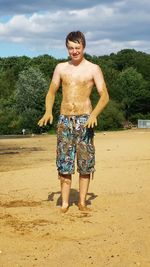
[15,67,49,133]
[30,55,58,80]
[0,68,16,98]
[1,49,150,134]
[97,100,125,130]
[0,95,20,134]
[113,49,138,71]
[111,67,149,119]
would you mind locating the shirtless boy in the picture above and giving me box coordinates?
[38,31,109,213]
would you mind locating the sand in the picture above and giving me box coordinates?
[0,130,150,267]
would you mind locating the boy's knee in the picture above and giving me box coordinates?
[59,173,72,184]
[79,173,90,179]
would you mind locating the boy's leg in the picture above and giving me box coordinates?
[56,115,75,212]
[60,174,72,212]
[76,117,95,211]
[79,174,90,206]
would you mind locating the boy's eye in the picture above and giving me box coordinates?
[68,47,80,50]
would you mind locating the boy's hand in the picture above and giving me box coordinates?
[84,114,97,128]
[38,113,53,127]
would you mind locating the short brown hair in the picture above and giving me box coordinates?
[66,31,86,48]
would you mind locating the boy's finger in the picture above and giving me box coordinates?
[44,119,47,126]
[38,120,42,126]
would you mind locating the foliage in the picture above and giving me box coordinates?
[129,113,150,123]
[0,49,150,134]
[0,68,16,98]
[111,67,150,119]
[97,100,125,130]
[30,54,58,81]
[15,67,49,133]
[15,67,47,111]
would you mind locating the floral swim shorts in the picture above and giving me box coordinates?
[56,114,95,177]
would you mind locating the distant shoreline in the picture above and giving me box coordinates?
[0,134,36,139]
[0,129,150,140]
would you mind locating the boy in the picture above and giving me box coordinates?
[38,31,109,212]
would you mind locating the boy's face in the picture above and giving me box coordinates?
[67,40,84,61]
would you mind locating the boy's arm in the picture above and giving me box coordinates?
[38,64,61,127]
[85,65,109,128]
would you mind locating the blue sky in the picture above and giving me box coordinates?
[0,0,149,58]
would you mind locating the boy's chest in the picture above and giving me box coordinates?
[61,68,93,85]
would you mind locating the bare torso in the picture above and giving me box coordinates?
[59,59,95,115]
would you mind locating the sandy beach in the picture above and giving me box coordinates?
[0,130,150,267]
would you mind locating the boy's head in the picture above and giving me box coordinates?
[66,31,86,48]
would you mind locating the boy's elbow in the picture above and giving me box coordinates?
[106,93,109,104]
[47,90,55,99]
[105,91,109,105]
[102,83,109,105]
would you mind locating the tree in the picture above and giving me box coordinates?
[111,67,149,119]
[97,100,125,130]
[0,49,150,134]
[30,54,58,80]
[0,94,21,134]
[15,67,49,133]
[0,68,16,98]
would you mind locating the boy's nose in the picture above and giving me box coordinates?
[73,48,77,53]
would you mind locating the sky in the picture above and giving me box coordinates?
[0,0,149,58]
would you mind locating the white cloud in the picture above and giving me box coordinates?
[86,39,150,56]
[0,0,149,57]
[0,0,116,15]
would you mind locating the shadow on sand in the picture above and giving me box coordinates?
[47,189,98,207]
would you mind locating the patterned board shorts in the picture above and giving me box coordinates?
[56,114,95,177]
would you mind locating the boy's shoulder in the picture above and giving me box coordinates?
[55,61,68,73]
[57,61,68,68]
[85,59,100,67]
[84,59,101,73]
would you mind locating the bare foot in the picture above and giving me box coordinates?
[78,203,92,212]
[60,205,69,213]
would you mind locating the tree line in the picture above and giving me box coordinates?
[0,49,150,134]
